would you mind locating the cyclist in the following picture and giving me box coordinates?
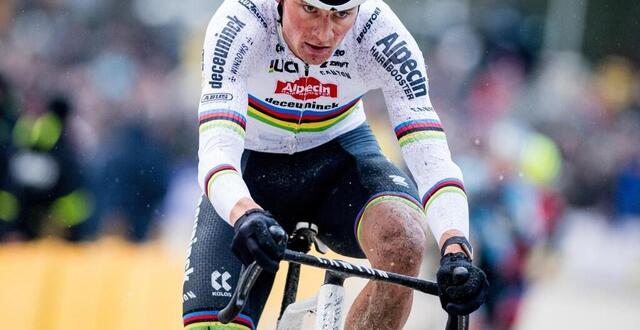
[183,0,489,329]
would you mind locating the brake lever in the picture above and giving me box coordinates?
[218,262,263,324]
[313,236,329,254]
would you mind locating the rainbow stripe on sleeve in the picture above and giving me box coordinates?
[183,310,255,330]
[248,95,362,132]
[199,109,247,138]
[394,119,446,147]
[204,164,240,198]
[421,178,467,210]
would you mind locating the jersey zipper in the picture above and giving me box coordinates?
[294,63,310,134]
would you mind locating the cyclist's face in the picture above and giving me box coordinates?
[281,0,357,65]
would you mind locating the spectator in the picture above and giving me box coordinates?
[5,95,94,241]
[0,73,20,234]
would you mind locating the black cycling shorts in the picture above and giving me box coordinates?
[182,124,422,329]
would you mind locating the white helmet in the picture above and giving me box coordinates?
[303,0,368,11]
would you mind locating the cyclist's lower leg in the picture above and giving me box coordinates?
[344,200,426,330]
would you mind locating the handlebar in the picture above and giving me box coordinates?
[219,250,470,329]
[282,249,440,295]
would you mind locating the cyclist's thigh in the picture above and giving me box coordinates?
[316,124,423,258]
[183,196,275,330]
[241,144,349,234]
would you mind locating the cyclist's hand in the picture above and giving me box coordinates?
[231,209,288,273]
[437,252,489,315]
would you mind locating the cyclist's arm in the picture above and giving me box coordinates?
[357,1,469,249]
[198,1,266,225]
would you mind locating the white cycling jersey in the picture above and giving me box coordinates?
[198,0,469,241]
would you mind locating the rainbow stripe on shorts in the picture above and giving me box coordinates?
[183,310,255,330]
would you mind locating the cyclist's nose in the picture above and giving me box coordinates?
[312,15,334,43]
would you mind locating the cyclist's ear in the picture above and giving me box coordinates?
[277,0,284,23]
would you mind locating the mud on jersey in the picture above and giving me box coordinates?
[198,0,469,241]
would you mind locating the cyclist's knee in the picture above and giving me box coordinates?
[358,200,426,273]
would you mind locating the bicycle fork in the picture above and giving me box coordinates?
[315,272,346,330]
[278,270,346,330]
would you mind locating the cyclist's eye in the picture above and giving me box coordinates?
[334,10,351,19]
[303,5,316,13]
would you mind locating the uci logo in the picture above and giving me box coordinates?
[269,59,300,73]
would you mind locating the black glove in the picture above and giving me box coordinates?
[437,251,489,315]
[231,209,288,273]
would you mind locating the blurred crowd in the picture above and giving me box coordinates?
[1,0,639,329]
[0,0,199,242]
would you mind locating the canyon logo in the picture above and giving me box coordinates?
[275,77,337,100]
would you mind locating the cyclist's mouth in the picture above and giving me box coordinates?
[304,42,331,55]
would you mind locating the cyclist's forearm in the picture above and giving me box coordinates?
[229,197,263,225]
[198,144,251,224]
[438,229,467,257]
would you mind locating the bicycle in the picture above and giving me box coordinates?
[219,222,470,330]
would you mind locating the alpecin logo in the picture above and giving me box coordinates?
[371,32,427,100]
[275,77,338,100]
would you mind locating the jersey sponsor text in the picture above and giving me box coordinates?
[208,15,246,89]
[183,291,196,302]
[320,61,349,69]
[230,43,249,75]
[201,93,233,104]
[238,0,267,28]
[264,97,339,110]
[372,33,427,100]
[320,70,351,79]
[410,106,433,113]
[357,7,381,43]
[275,77,338,100]
[184,203,201,283]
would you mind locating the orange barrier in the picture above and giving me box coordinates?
[0,238,332,330]
[0,238,183,330]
